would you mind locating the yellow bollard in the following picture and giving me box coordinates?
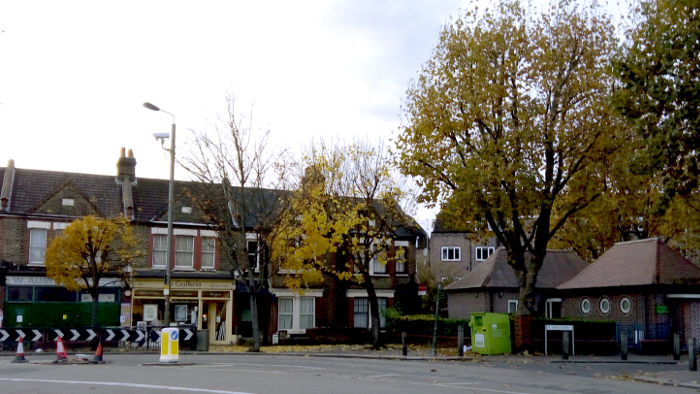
[159,327,179,363]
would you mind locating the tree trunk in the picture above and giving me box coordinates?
[364,275,382,349]
[248,273,260,352]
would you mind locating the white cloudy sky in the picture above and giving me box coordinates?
[0,0,629,232]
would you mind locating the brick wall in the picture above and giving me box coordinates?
[0,217,25,263]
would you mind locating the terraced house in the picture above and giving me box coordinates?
[0,150,426,346]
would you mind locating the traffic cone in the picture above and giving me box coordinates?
[54,336,68,363]
[89,342,104,364]
[12,337,28,363]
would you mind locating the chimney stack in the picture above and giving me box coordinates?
[1,159,16,211]
[116,148,136,218]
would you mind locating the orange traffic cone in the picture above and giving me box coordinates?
[54,336,68,363]
[12,337,28,363]
[90,342,104,364]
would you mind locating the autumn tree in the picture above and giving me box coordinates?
[271,141,417,348]
[45,215,139,329]
[396,0,621,314]
[552,126,700,262]
[614,0,700,205]
[182,94,282,352]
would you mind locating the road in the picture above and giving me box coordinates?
[0,353,694,393]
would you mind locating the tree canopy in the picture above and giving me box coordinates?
[45,215,139,327]
[614,0,700,204]
[396,0,621,313]
[271,141,416,347]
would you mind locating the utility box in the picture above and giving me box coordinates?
[196,329,209,352]
[469,313,511,355]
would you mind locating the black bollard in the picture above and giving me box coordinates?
[674,333,680,361]
[621,332,628,361]
[401,332,407,356]
[562,331,570,360]
[458,326,464,357]
[690,338,697,372]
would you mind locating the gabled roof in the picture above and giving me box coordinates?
[557,238,700,289]
[4,168,122,216]
[445,247,587,291]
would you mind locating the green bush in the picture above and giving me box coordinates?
[386,314,470,337]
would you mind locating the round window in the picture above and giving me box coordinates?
[580,298,591,314]
[620,297,631,314]
[599,297,610,314]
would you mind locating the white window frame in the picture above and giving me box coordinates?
[276,295,316,334]
[620,297,631,314]
[475,246,495,261]
[27,221,51,265]
[152,234,167,268]
[174,235,194,269]
[247,240,261,272]
[201,237,216,270]
[353,296,388,328]
[581,298,591,314]
[441,246,461,262]
[545,298,562,319]
[507,299,519,314]
[599,297,610,314]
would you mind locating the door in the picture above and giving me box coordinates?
[203,301,227,344]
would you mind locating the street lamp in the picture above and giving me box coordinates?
[143,101,175,326]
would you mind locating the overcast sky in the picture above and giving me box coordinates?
[0,0,630,232]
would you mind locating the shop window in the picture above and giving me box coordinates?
[201,237,216,270]
[8,286,33,302]
[35,287,77,302]
[175,235,194,268]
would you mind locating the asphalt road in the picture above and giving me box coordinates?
[0,353,695,394]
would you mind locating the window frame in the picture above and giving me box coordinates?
[277,296,315,333]
[581,298,591,314]
[174,235,195,269]
[507,299,519,314]
[475,246,495,262]
[440,246,461,262]
[599,297,610,314]
[394,246,407,275]
[28,227,48,265]
[619,297,631,314]
[152,234,167,268]
[201,237,216,270]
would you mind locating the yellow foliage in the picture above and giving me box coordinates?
[45,215,140,291]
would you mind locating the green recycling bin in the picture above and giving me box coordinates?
[469,312,511,355]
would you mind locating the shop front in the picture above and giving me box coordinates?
[131,278,235,345]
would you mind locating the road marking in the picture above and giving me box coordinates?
[0,378,256,394]
[368,374,400,379]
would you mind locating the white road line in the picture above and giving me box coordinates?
[0,378,255,394]
[367,374,400,379]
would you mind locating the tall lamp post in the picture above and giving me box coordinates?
[143,101,175,326]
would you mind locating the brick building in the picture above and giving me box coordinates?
[0,151,426,345]
[444,248,587,318]
[557,238,700,350]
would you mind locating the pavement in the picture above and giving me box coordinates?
[3,343,699,390]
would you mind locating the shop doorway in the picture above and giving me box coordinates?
[202,301,227,344]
